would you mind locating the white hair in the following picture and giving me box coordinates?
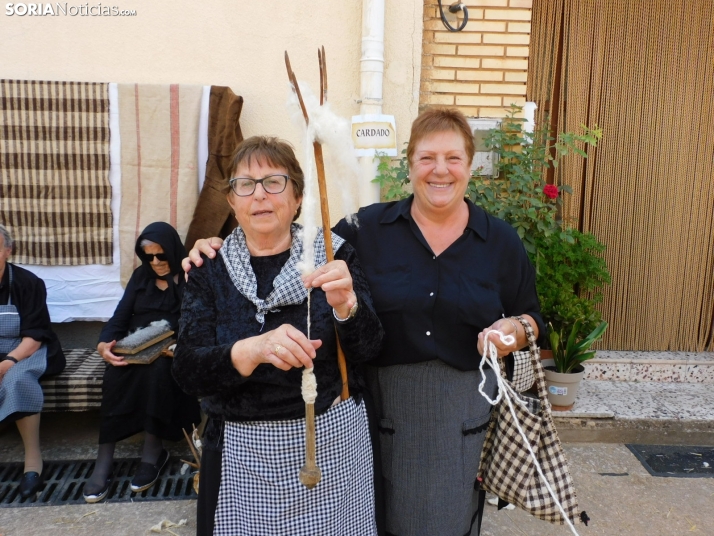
[139,239,158,249]
[0,225,13,250]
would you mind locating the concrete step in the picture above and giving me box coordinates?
[553,379,714,445]
[583,351,714,383]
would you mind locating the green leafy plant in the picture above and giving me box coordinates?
[466,105,602,255]
[535,227,611,339]
[372,147,410,201]
[549,320,608,373]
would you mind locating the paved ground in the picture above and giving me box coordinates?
[1,441,713,535]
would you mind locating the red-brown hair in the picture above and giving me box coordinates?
[226,136,304,220]
[406,107,475,165]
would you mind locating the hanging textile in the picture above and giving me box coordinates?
[184,86,244,248]
[117,84,203,286]
[0,79,112,265]
[527,0,714,351]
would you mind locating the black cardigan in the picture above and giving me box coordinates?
[172,242,384,424]
[0,263,65,376]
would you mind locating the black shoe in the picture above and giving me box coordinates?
[19,471,43,499]
[130,449,169,492]
[83,474,113,503]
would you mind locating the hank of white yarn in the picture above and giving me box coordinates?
[301,367,318,404]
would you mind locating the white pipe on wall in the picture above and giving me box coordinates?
[359,0,385,207]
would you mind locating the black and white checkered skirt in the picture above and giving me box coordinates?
[214,397,377,536]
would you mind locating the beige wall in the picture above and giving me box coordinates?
[420,0,532,117]
[0,0,422,223]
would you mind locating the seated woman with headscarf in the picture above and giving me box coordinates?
[0,224,66,498]
[172,136,384,536]
[83,222,201,503]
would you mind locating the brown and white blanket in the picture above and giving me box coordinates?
[0,79,112,265]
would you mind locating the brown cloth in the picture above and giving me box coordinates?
[0,79,112,265]
[184,86,244,249]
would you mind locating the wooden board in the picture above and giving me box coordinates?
[114,330,174,355]
[123,338,175,365]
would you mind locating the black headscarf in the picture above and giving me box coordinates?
[134,222,186,314]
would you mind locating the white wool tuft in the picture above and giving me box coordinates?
[287,80,360,234]
[301,367,318,404]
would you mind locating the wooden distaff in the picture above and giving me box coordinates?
[285,48,349,489]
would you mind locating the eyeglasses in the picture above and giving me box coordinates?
[229,174,290,197]
[144,253,168,262]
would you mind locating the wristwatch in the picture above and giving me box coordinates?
[333,300,359,323]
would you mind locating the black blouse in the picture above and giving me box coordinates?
[0,263,65,376]
[172,242,383,427]
[333,195,544,370]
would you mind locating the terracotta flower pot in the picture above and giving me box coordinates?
[540,358,585,411]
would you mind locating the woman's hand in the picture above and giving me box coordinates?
[231,324,322,377]
[0,359,14,385]
[478,318,519,359]
[302,260,357,320]
[181,237,224,275]
[98,340,127,367]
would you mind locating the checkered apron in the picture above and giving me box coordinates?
[213,398,377,536]
[0,265,47,421]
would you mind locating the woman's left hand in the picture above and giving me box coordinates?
[478,318,519,358]
[0,359,14,385]
[302,260,357,320]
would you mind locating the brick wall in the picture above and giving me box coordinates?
[420,0,532,118]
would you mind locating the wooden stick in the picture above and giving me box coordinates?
[285,49,349,402]
[321,46,328,104]
[298,401,321,489]
[182,427,201,467]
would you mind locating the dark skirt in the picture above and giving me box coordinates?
[368,360,497,536]
[99,356,200,444]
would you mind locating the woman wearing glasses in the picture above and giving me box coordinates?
[83,222,201,503]
[172,136,383,536]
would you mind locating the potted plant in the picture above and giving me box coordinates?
[373,105,611,409]
[544,320,608,410]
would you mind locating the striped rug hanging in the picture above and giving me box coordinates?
[0,79,112,265]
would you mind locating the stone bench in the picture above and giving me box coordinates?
[40,349,104,412]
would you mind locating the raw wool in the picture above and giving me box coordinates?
[301,367,318,404]
[287,81,360,231]
[116,320,172,350]
[296,126,319,276]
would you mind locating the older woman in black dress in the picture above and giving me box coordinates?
[83,222,200,503]
[173,136,383,536]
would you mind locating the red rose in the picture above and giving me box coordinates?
[543,184,559,199]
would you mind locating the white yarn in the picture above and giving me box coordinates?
[301,367,318,404]
[479,330,580,536]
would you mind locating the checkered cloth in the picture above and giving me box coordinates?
[511,348,536,392]
[0,79,112,265]
[40,348,104,412]
[478,316,581,525]
[214,398,377,536]
[220,223,345,325]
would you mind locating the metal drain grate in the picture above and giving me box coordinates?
[0,457,197,507]
[626,444,714,478]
